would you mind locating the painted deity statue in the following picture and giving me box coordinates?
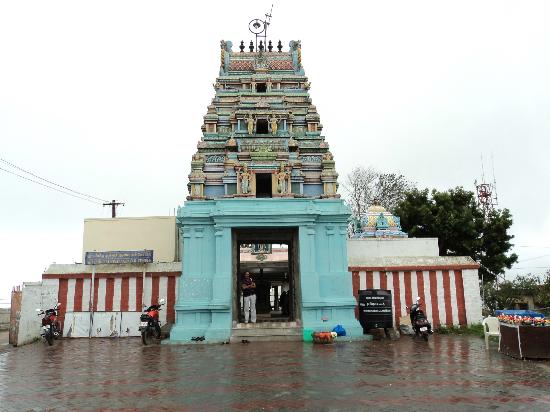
[276,163,288,194]
[270,116,278,135]
[376,213,389,229]
[240,165,251,194]
[247,115,255,135]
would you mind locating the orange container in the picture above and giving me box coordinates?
[312,331,334,344]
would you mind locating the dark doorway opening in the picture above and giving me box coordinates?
[232,228,300,324]
[255,173,272,198]
[256,83,267,93]
[256,119,268,134]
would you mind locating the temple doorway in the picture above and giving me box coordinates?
[255,173,272,198]
[232,228,300,324]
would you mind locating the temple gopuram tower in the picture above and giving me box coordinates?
[170,38,364,343]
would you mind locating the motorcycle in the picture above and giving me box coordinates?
[139,298,165,345]
[408,297,432,341]
[36,303,62,346]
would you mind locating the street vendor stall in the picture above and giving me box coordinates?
[498,314,550,360]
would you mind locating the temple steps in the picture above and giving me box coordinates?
[230,321,303,342]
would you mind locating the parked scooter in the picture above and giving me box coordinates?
[36,303,62,346]
[139,299,165,345]
[408,297,432,341]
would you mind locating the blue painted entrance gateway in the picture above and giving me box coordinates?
[168,39,364,342]
[169,198,363,343]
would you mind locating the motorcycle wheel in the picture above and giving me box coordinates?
[45,328,54,346]
[141,327,154,345]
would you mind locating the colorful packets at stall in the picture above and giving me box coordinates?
[498,314,550,326]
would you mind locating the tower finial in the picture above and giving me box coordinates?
[248,6,273,52]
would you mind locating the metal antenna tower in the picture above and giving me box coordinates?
[475,154,498,217]
[248,5,273,52]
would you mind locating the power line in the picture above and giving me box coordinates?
[0,166,102,204]
[516,254,550,263]
[0,157,107,202]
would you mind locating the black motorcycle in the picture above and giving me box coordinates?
[408,298,432,341]
[36,303,62,346]
[139,298,165,345]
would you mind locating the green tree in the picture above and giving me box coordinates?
[394,187,518,281]
[532,271,550,309]
[482,273,550,313]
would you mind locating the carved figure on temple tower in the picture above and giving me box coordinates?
[247,114,255,135]
[276,163,289,194]
[266,78,273,92]
[240,164,251,194]
[270,116,278,135]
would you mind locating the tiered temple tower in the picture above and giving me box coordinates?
[187,40,339,201]
[170,40,363,343]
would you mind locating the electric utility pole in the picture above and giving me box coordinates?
[103,199,125,218]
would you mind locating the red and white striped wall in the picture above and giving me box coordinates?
[38,263,481,337]
[350,265,482,328]
[42,271,180,335]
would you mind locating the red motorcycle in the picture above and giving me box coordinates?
[139,298,165,345]
[36,303,62,346]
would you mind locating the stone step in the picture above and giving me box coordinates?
[230,326,303,342]
[234,321,298,329]
[230,334,303,343]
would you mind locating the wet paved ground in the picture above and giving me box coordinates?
[0,331,8,347]
[0,335,549,411]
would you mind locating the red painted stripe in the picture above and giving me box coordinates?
[151,276,160,306]
[379,272,387,290]
[167,276,176,324]
[454,270,467,326]
[352,271,360,319]
[429,271,440,328]
[121,277,129,312]
[105,278,114,312]
[93,278,99,311]
[348,264,480,272]
[404,271,412,310]
[73,279,83,312]
[416,271,426,318]
[366,271,374,289]
[136,276,143,311]
[392,271,401,326]
[57,279,68,332]
[442,270,453,327]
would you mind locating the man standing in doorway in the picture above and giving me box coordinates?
[242,272,257,323]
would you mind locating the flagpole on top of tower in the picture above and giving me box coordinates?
[249,5,273,52]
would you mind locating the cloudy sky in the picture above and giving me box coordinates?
[1,1,549,306]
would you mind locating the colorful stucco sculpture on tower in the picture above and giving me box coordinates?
[352,205,408,238]
[169,38,364,343]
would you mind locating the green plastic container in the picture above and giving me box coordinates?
[303,329,314,342]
